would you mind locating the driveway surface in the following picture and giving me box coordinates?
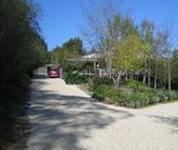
[27,78,178,150]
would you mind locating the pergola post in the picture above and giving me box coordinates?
[94,61,97,75]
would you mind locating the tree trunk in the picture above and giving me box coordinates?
[113,71,122,89]
[130,73,133,79]
[163,79,166,90]
[143,73,146,83]
[105,50,112,78]
[147,58,151,87]
[148,72,151,87]
[154,73,157,89]
[154,59,157,89]
[143,58,147,83]
[108,57,112,78]
[125,71,128,81]
[168,59,171,90]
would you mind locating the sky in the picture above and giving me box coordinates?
[34,0,178,51]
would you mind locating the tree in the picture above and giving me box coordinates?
[140,20,156,87]
[171,49,178,89]
[50,37,85,72]
[0,0,46,82]
[0,0,47,146]
[156,27,173,90]
[81,0,126,75]
[51,46,64,64]
[51,37,84,64]
[113,33,146,87]
[62,37,84,58]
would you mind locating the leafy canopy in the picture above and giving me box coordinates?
[113,33,146,72]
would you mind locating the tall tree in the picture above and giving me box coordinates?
[140,20,156,87]
[50,37,85,71]
[81,0,127,76]
[171,49,178,89]
[0,0,47,146]
[62,37,84,57]
[113,33,146,87]
[156,27,173,90]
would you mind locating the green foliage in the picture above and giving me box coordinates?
[92,85,118,102]
[114,88,178,108]
[90,79,178,108]
[92,76,113,88]
[50,37,85,73]
[156,90,178,101]
[88,76,116,102]
[62,37,84,57]
[125,79,149,91]
[118,90,154,108]
[0,0,47,87]
[113,33,146,72]
[65,73,89,84]
[171,49,178,88]
[0,0,47,147]
[50,37,84,64]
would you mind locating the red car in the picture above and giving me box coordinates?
[47,67,60,78]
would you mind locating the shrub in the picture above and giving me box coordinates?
[86,76,178,108]
[156,90,178,101]
[92,76,113,88]
[125,79,149,91]
[137,92,152,107]
[164,90,178,100]
[92,93,105,101]
[65,73,89,84]
[118,90,159,108]
[124,92,146,108]
[92,85,118,102]
[92,83,178,108]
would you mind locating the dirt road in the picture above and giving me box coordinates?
[26,78,178,150]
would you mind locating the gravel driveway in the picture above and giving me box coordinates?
[26,78,178,150]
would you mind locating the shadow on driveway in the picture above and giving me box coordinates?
[27,80,134,150]
[147,115,178,134]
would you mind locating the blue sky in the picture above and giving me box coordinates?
[34,0,178,51]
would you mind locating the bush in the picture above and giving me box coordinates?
[164,90,178,100]
[117,91,148,108]
[155,90,178,102]
[65,73,89,84]
[125,79,149,92]
[92,85,118,102]
[91,81,178,108]
[90,78,178,108]
[92,76,113,88]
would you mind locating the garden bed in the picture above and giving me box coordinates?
[65,73,178,109]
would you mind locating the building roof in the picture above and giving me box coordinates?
[81,53,100,59]
[68,53,101,62]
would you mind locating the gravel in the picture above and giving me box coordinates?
[26,78,178,150]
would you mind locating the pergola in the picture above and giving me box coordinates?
[68,53,100,73]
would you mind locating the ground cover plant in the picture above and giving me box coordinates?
[64,73,89,84]
[92,79,178,108]
[65,73,178,109]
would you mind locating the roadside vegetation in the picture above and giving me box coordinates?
[52,0,178,93]
[61,0,178,109]
[64,73,178,108]
[2,0,178,149]
[0,0,48,149]
[47,0,178,110]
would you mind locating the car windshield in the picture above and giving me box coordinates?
[48,66,59,72]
